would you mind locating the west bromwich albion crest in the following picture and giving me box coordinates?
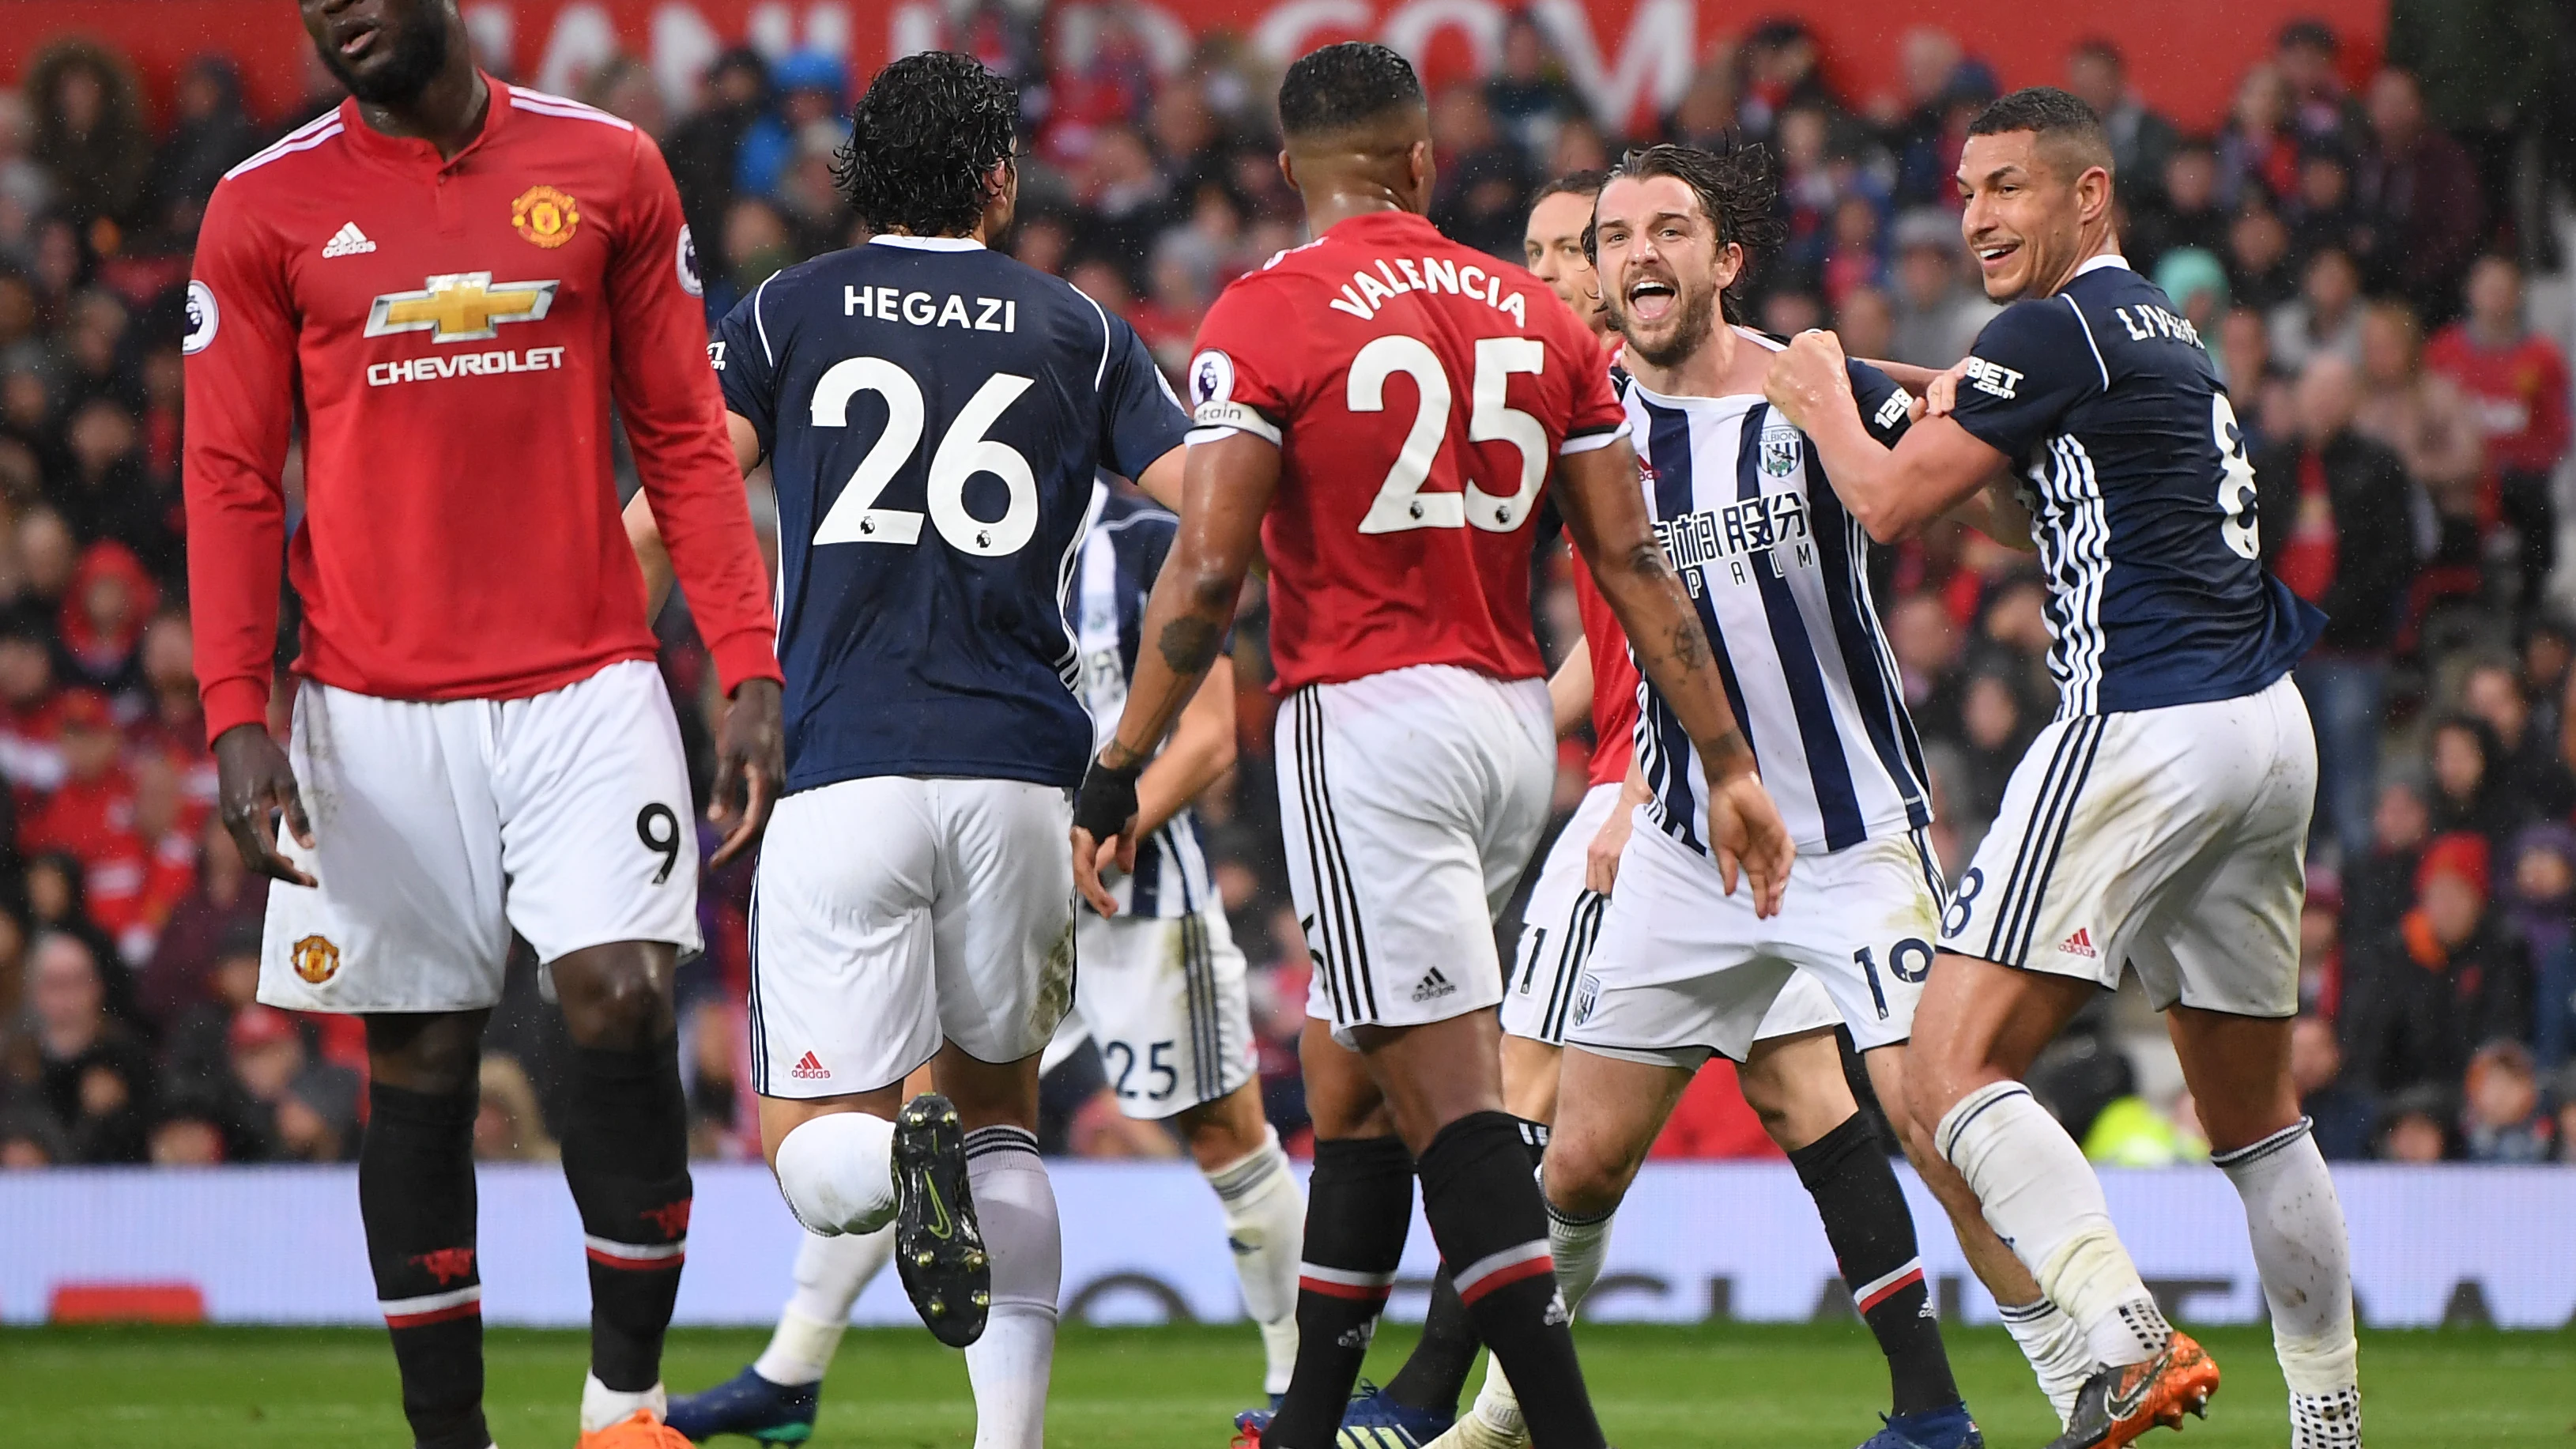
[1759,413,1804,477]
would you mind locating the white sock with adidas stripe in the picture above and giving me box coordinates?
[1203,1126,1305,1397]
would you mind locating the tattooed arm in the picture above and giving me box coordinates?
[1073,431,1277,911]
[1554,436,1796,915]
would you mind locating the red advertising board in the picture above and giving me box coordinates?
[6,1,2381,136]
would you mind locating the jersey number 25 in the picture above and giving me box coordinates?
[809,357,1038,558]
[1350,334,1548,535]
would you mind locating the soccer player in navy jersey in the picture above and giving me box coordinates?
[1767,88,2357,1449]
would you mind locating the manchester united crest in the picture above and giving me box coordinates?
[510,185,581,249]
[292,934,341,984]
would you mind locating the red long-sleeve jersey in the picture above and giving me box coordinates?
[183,79,779,744]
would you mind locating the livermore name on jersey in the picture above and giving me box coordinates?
[1624,331,1933,857]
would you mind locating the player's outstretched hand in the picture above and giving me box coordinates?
[213,723,317,888]
[709,678,783,866]
[1704,769,1796,919]
[1069,753,1144,916]
[1760,329,1853,433]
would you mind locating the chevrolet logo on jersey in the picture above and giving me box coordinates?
[366,272,558,343]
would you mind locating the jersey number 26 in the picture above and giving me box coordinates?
[809,357,1038,558]
[1350,334,1548,535]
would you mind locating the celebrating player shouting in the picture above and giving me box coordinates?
[1070,43,1791,1449]
[1766,88,2355,1449]
[184,1,783,1447]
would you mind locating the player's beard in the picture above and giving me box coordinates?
[321,2,456,108]
[1617,276,1720,372]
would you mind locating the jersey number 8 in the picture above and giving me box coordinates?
[2213,393,2260,560]
[809,357,1039,557]
[1349,334,1548,535]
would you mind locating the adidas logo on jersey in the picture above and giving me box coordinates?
[322,221,377,258]
[789,1051,831,1080]
[1412,968,1458,1003]
[2058,928,2099,958]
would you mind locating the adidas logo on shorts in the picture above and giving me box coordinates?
[1412,968,1458,1003]
[2058,927,2099,958]
[789,1051,831,1080]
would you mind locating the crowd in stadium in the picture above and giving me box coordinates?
[0,7,2571,1174]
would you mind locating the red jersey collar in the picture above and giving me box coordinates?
[1320,209,1443,246]
[337,73,511,169]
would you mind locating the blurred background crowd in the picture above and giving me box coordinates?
[1,2,2574,1176]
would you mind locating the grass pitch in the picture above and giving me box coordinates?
[2,1322,2570,1447]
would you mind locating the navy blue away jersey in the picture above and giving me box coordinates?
[1945,255,2323,717]
[713,236,1192,791]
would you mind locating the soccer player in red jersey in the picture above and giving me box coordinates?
[1070,46,1792,1449]
[183,3,782,1447]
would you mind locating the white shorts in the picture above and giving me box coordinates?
[1280,665,1554,1044]
[1940,674,2313,1018]
[258,660,701,1014]
[750,775,1076,1098]
[1565,813,1945,1066]
[1040,905,1256,1119]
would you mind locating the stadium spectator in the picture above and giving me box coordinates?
[734,50,843,205]
[2291,1014,2374,1159]
[2462,660,2576,816]
[2127,141,2228,273]
[2152,247,2229,339]
[2268,245,2366,371]
[2064,39,2176,209]
[2224,198,2298,311]
[2342,832,2529,1096]
[1831,285,1895,370]
[224,1002,360,1163]
[25,40,149,229]
[2355,68,2485,323]
[2374,1085,2453,1160]
[2424,256,2572,619]
[2354,300,2484,557]
[474,1053,558,1162]
[2460,1040,2555,1161]
[2501,824,2576,1071]
[1884,209,1991,368]
[2272,18,2363,147]
[2300,872,2347,1017]
[1427,83,1529,261]
[662,47,768,262]
[2255,355,2416,862]
[1483,13,1582,167]
[142,58,261,239]
[2216,64,2297,209]
[27,928,151,1162]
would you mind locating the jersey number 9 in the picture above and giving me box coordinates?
[809,357,1039,557]
[1349,334,1548,535]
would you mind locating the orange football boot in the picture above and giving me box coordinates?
[2042,1330,2222,1449]
[576,1409,693,1449]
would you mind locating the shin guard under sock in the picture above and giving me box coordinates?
[1382,1118,1545,1415]
[1264,1135,1415,1449]
[562,1040,692,1396]
[1417,1111,1603,1449]
[363,1081,489,1449]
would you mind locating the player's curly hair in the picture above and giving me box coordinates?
[835,51,1019,237]
[1277,42,1423,141]
[1590,141,1785,323]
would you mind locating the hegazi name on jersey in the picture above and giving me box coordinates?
[844,284,1017,332]
[1322,252,1527,326]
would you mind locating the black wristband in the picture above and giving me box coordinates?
[1072,756,1143,840]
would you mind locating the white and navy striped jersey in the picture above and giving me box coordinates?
[1071,487,1217,919]
[1625,332,1933,856]
[1945,256,2323,717]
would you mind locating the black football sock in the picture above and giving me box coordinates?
[1382,1116,1547,1415]
[361,1081,489,1449]
[1264,1134,1416,1449]
[1417,1111,1605,1449]
[1789,1112,1961,1417]
[560,1040,693,1394]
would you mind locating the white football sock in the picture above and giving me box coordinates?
[754,1226,895,1387]
[963,1126,1058,1449]
[1995,1296,2093,1426]
[2212,1119,2360,1447]
[1202,1126,1306,1397]
[1541,1189,1613,1317]
[579,1373,666,1432]
[1936,1081,2167,1367]
[773,1111,898,1236]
